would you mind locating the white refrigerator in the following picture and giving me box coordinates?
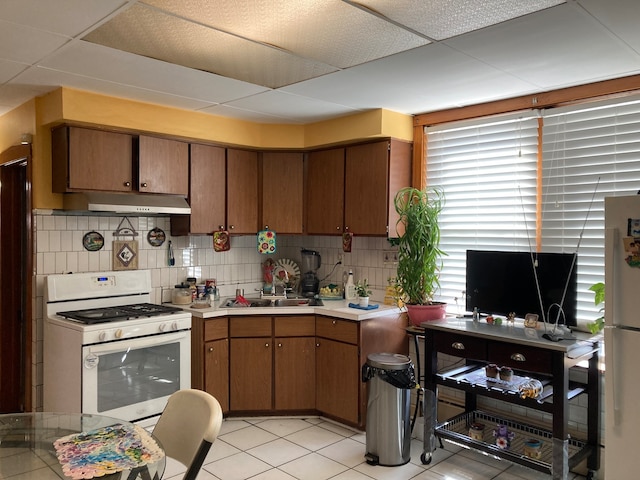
[604,194,640,477]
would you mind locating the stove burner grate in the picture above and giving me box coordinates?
[57,303,184,324]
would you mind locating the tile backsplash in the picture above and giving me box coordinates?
[33,212,399,410]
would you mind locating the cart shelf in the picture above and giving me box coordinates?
[436,410,593,475]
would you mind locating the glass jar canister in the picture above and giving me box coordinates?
[469,422,485,441]
[523,439,542,459]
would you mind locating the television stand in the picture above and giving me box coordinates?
[410,318,601,480]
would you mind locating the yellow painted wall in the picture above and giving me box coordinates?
[4,87,413,209]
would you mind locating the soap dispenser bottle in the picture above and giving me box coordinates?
[345,270,357,300]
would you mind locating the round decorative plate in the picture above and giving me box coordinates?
[275,259,300,289]
[83,231,104,251]
[147,227,166,247]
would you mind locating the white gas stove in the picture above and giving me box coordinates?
[44,270,191,421]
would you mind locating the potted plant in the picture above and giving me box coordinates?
[355,279,372,307]
[588,282,605,333]
[393,186,446,325]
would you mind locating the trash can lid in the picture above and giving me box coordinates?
[366,352,412,370]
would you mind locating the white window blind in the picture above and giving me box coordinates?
[426,113,540,315]
[425,95,640,328]
[542,96,640,326]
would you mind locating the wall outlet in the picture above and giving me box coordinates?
[337,253,344,263]
[383,250,398,265]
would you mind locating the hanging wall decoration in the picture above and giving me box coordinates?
[112,217,139,271]
[82,231,104,251]
[147,227,166,247]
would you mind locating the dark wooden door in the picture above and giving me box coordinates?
[0,145,30,413]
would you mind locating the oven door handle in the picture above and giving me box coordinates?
[85,331,189,356]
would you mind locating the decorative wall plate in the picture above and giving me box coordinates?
[147,227,166,247]
[83,231,104,251]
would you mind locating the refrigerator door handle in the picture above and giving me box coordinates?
[605,325,622,425]
[605,226,617,327]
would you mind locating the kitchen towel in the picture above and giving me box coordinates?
[257,229,276,254]
[348,303,379,310]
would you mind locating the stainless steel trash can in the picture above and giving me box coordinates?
[362,352,416,466]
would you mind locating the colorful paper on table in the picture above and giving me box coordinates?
[53,423,163,479]
[257,229,276,254]
[213,230,230,252]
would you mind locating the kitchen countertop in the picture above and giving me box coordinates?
[169,298,404,321]
[417,316,602,356]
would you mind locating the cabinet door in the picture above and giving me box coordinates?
[204,339,229,413]
[173,143,226,235]
[306,148,345,234]
[138,135,189,195]
[230,338,272,410]
[345,141,389,235]
[262,152,304,233]
[316,338,359,424]
[227,149,259,234]
[53,126,134,193]
[275,337,315,410]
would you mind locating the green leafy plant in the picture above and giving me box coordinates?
[355,279,372,297]
[588,282,605,334]
[393,186,446,305]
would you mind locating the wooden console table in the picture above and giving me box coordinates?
[412,318,601,480]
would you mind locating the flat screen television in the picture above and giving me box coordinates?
[465,250,578,327]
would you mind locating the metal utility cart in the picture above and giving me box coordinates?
[409,319,601,480]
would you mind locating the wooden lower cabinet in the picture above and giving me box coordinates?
[204,339,229,412]
[230,337,273,411]
[316,337,359,425]
[275,336,316,410]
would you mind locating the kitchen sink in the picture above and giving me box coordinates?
[220,297,323,308]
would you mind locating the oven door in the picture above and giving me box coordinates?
[81,330,191,421]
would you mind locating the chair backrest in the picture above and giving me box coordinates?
[152,389,223,480]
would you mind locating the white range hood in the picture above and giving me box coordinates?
[62,192,191,215]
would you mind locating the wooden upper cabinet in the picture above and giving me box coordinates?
[172,144,226,236]
[344,139,411,236]
[227,148,259,234]
[305,148,345,235]
[138,135,189,196]
[52,126,134,193]
[261,152,304,234]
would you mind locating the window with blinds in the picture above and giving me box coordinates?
[426,113,540,315]
[425,95,640,328]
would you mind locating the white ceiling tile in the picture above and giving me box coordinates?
[352,0,565,40]
[579,0,640,54]
[445,3,640,88]
[38,41,269,104]
[282,44,538,114]
[220,90,363,124]
[0,0,128,36]
[0,59,29,83]
[0,20,69,64]
[14,66,219,112]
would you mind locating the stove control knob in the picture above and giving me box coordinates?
[99,331,107,341]
[115,329,124,339]
[158,323,167,332]
[171,321,179,331]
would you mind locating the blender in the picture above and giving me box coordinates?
[300,249,321,297]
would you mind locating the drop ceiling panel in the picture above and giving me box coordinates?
[282,43,538,114]
[15,66,219,112]
[142,0,430,68]
[0,20,70,64]
[216,90,362,124]
[38,41,269,104]
[0,59,29,83]
[352,0,565,40]
[445,3,640,88]
[0,0,127,36]
[83,3,339,88]
[579,0,640,53]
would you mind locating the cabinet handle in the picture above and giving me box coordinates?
[218,225,225,230]
[230,225,235,230]
[316,343,320,347]
[510,353,526,362]
[123,181,131,187]
[452,342,465,350]
[141,182,148,188]
[265,343,269,348]
[265,225,270,230]
[336,226,341,231]
[208,347,214,352]
[278,343,282,348]
[332,320,337,325]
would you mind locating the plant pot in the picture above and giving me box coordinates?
[406,302,447,326]
[358,296,369,307]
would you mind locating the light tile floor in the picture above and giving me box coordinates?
[140,416,590,480]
